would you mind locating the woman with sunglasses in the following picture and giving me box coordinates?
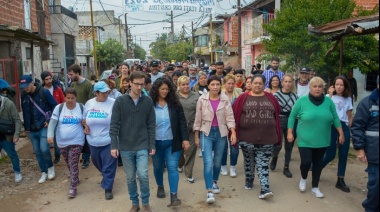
[83,81,117,200]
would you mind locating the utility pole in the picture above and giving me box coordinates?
[125,13,129,59]
[191,21,195,63]
[237,0,242,69]
[171,10,174,41]
[210,14,213,64]
[89,0,98,78]
[118,16,122,44]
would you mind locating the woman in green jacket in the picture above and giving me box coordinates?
[287,77,344,198]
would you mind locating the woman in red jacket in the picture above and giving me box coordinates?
[232,74,281,199]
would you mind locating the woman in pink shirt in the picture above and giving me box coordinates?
[193,75,236,204]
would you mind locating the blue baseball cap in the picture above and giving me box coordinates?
[93,81,110,93]
[19,75,33,89]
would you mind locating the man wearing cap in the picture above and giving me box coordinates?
[150,61,164,84]
[262,56,285,88]
[19,75,57,183]
[295,67,310,97]
[351,76,379,212]
[110,71,156,212]
[174,62,183,72]
[68,64,94,169]
[41,71,65,164]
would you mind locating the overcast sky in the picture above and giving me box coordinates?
[61,0,242,52]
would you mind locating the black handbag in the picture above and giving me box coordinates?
[0,105,15,135]
[0,118,15,135]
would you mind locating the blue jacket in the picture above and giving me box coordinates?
[21,84,58,132]
[351,88,379,164]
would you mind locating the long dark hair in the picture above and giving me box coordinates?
[268,75,282,89]
[333,76,351,98]
[150,77,180,108]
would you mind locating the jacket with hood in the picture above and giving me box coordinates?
[0,96,22,142]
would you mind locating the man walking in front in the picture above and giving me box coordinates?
[262,56,285,88]
[68,64,93,169]
[110,71,156,212]
[20,75,57,183]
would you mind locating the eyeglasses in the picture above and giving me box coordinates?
[133,82,145,87]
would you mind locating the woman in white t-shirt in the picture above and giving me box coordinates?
[47,88,86,198]
[322,76,353,193]
[83,81,116,200]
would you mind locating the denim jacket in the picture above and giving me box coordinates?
[21,84,58,132]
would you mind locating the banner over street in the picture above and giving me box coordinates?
[125,0,215,13]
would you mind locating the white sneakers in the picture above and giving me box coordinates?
[230,166,237,178]
[312,187,324,198]
[206,192,215,204]
[38,172,48,184]
[38,167,55,184]
[299,178,307,192]
[15,172,22,183]
[220,166,228,176]
[48,166,55,180]
[299,178,324,198]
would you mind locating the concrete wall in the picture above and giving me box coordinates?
[50,13,79,36]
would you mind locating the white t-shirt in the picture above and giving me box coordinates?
[328,95,353,126]
[51,103,85,148]
[47,86,54,96]
[297,83,309,97]
[84,97,115,147]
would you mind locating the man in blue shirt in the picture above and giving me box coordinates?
[262,56,285,88]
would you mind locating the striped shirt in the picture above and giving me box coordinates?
[262,68,285,88]
[273,90,298,115]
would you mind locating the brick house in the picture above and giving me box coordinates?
[0,0,53,109]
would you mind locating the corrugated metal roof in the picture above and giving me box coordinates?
[308,14,379,41]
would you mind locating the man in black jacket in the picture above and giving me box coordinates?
[351,76,379,212]
[110,71,155,212]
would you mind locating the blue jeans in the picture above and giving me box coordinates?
[120,149,150,206]
[0,139,21,173]
[152,140,181,193]
[29,128,53,173]
[363,163,379,212]
[200,127,227,190]
[322,123,350,177]
[89,144,117,191]
[221,140,239,166]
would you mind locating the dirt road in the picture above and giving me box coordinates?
[0,138,368,212]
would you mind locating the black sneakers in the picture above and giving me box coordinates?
[336,177,350,192]
[105,190,113,200]
[270,158,277,170]
[157,186,166,198]
[283,167,293,178]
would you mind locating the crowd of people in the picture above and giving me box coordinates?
[0,56,378,212]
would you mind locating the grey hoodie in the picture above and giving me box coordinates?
[0,96,22,141]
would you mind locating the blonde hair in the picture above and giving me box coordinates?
[309,76,326,88]
[177,76,190,91]
[282,74,296,93]
[223,74,236,84]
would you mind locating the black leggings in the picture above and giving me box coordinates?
[298,147,327,188]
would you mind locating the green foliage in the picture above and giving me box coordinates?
[263,0,379,76]
[133,43,147,60]
[149,33,192,61]
[92,39,126,69]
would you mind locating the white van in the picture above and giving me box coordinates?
[124,59,141,68]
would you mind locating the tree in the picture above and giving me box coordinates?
[263,0,379,77]
[149,33,193,61]
[133,43,146,60]
[93,39,126,69]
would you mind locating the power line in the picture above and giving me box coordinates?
[99,0,114,24]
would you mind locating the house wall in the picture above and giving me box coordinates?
[241,11,253,70]
[355,0,378,9]
[0,0,51,37]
